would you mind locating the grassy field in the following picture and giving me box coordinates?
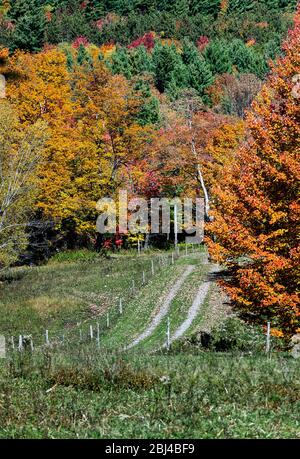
[1,349,299,439]
[0,249,181,344]
[0,248,299,439]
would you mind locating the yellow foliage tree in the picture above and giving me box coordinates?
[0,101,47,268]
[6,46,153,240]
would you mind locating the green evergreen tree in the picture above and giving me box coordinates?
[165,60,189,100]
[228,0,256,14]
[229,39,257,74]
[252,52,268,79]
[170,59,189,89]
[152,42,185,92]
[173,0,190,17]
[77,44,93,68]
[109,46,133,79]
[84,0,106,21]
[205,39,233,75]
[130,45,154,76]
[190,0,220,16]
[142,96,160,124]
[65,49,74,72]
[9,0,46,52]
[188,55,214,97]
[264,36,282,61]
[182,38,200,65]
[135,80,161,125]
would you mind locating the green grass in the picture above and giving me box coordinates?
[0,246,207,350]
[123,253,211,351]
[0,349,299,439]
[0,247,298,439]
[0,249,177,344]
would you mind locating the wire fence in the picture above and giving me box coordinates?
[3,244,205,357]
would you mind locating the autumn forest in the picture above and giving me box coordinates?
[0,0,300,443]
[0,0,299,341]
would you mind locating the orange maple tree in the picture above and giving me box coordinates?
[207,7,300,336]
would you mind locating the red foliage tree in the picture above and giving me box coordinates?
[197,36,209,52]
[72,36,90,49]
[207,7,300,337]
[128,32,155,51]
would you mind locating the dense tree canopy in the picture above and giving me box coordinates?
[0,0,298,339]
[0,0,297,53]
[4,46,153,240]
[207,8,300,336]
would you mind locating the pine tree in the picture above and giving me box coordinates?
[205,39,233,75]
[77,44,93,68]
[65,49,74,72]
[84,0,106,21]
[229,39,268,77]
[170,59,189,89]
[227,0,256,14]
[109,46,133,79]
[0,101,47,269]
[188,55,214,98]
[181,39,214,96]
[165,78,181,101]
[229,39,256,73]
[264,36,282,61]
[173,0,190,17]
[190,0,221,16]
[252,52,269,79]
[182,38,200,65]
[0,0,10,15]
[9,0,46,52]
[152,42,184,92]
[135,82,161,125]
[130,45,154,76]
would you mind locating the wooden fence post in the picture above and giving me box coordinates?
[266,322,271,354]
[18,335,23,352]
[166,317,170,351]
[97,323,100,348]
[174,203,178,249]
[151,260,155,276]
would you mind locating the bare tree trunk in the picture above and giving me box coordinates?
[0,104,47,268]
[144,233,150,249]
[190,137,210,221]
